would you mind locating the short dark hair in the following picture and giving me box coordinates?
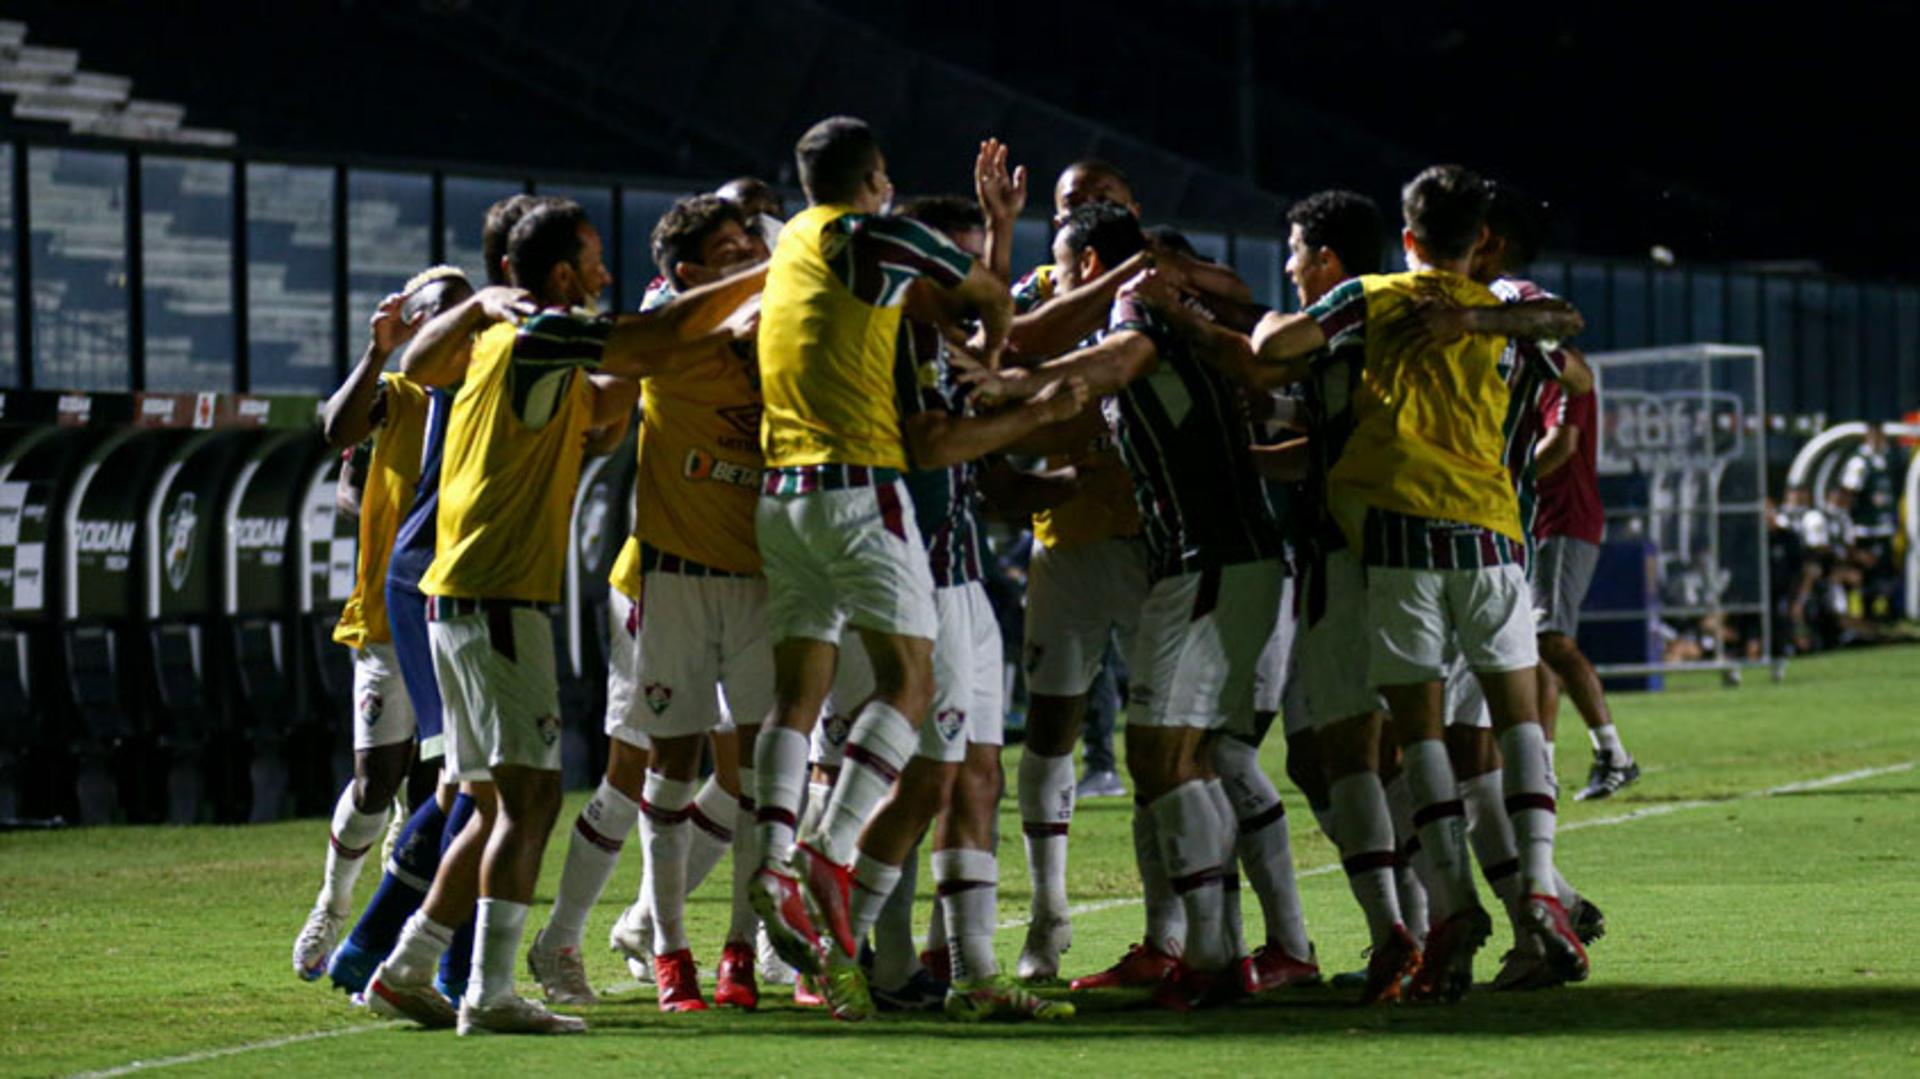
[895,194,983,240]
[795,116,881,205]
[1063,158,1130,189]
[1401,164,1490,262]
[1143,225,1197,260]
[716,176,784,219]
[1287,189,1385,276]
[651,194,749,289]
[507,199,590,298]
[482,193,550,286]
[1058,201,1146,269]
[1483,180,1546,271]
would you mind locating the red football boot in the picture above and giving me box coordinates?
[1068,942,1181,992]
[714,941,759,1010]
[654,948,709,1013]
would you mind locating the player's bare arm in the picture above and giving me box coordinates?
[401,285,532,386]
[974,138,1028,284]
[323,292,420,447]
[1534,421,1580,478]
[1033,327,1160,398]
[1006,249,1151,360]
[903,375,1089,469]
[977,459,1080,518]
[1248,309,1328,387]
[598,263,768,379]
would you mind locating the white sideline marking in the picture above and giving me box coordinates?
[71,1022,406,1078]
[69,758,1916,1076]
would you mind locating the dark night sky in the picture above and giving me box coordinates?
[817,0,1919,279]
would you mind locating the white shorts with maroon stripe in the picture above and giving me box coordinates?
[757,480,938,645]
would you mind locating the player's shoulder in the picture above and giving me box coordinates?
[1491,275,1552,304]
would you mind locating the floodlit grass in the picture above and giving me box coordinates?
[4,646,1917,1077]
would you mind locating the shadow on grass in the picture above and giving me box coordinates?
[572,983,1920,1039]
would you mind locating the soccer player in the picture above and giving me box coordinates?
[528,193,774,1014]
[1249,165,1591,1001]
[291,267,471,982]
[1026,202,1299,1007]
[326,198,551,1004]
[364,199,763,1035]
[826,193,1084,1023]
[746,116,1013,1022]
[1838,423,1904,622]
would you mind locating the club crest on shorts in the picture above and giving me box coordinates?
[644,682,673,715]
[934,707,966,743]
[358,690,382,726]
[537,714,561,747]
[822,713,853,748]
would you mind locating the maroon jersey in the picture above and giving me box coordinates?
[1533,382,1603,544]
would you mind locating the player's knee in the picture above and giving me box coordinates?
[1023,693,1084,756]
[1539,631,1582,669]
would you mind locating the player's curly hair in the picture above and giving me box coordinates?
[1484,180,1547,271]
[1287,189,1384,277]
[402,264,469,295]
[1401,164,1491,262]
[651,194,749,289]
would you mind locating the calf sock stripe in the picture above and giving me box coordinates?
[1022,822,1069,838]
[1412,799,1466,828]
[640,798,689,825]
[330,834,374,859]
[1342,850,1397,876]
[1505,792,1558,815]
[1481,857,1520,884]
[935,879,994,897]
[757,806,798,828]
[1170,868,1226,894]
[844,744,901,784]
[1239,801,1287,834]
[573,817,625,853]
[688,806,734,843]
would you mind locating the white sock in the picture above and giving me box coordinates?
[469,898,529,1007]
[1588,722,1629,764]
[1395,860,1429,946]
[1402,739,1476,920]
[386,911,455,984]
[1214,739,1311,959]
[641,773,698,955]
[1152,782,1228,971]
[1204,779,1247,961]
[320,785,389,915]
[932,847,999,982]
[874,844,922,988]
[1460,769,1525,934]
[728,767,760,943]
[545,779,638,951]
[1328,772,1402,948]
[850,849,903,945]
[809,701,917,866]
[685,774,736,893]
[1132,799,1185,956]
[1017,750,1075,922]
[798,779,832,842]
[753,727,809,869]
[1498,723,1559,897]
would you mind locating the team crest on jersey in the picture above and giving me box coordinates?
[537,715,561,747]
[718,403,764,438]
[644,682,673,715]
[934,708,966,743]
[358,690,383,726]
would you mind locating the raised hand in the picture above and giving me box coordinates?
[368,291,422,354]
[473,285,535,324]
[974,138,1029,225]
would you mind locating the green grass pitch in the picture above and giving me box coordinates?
[5,646,1918,1077]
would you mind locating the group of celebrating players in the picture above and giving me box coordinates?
[288,114,1644,1034]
